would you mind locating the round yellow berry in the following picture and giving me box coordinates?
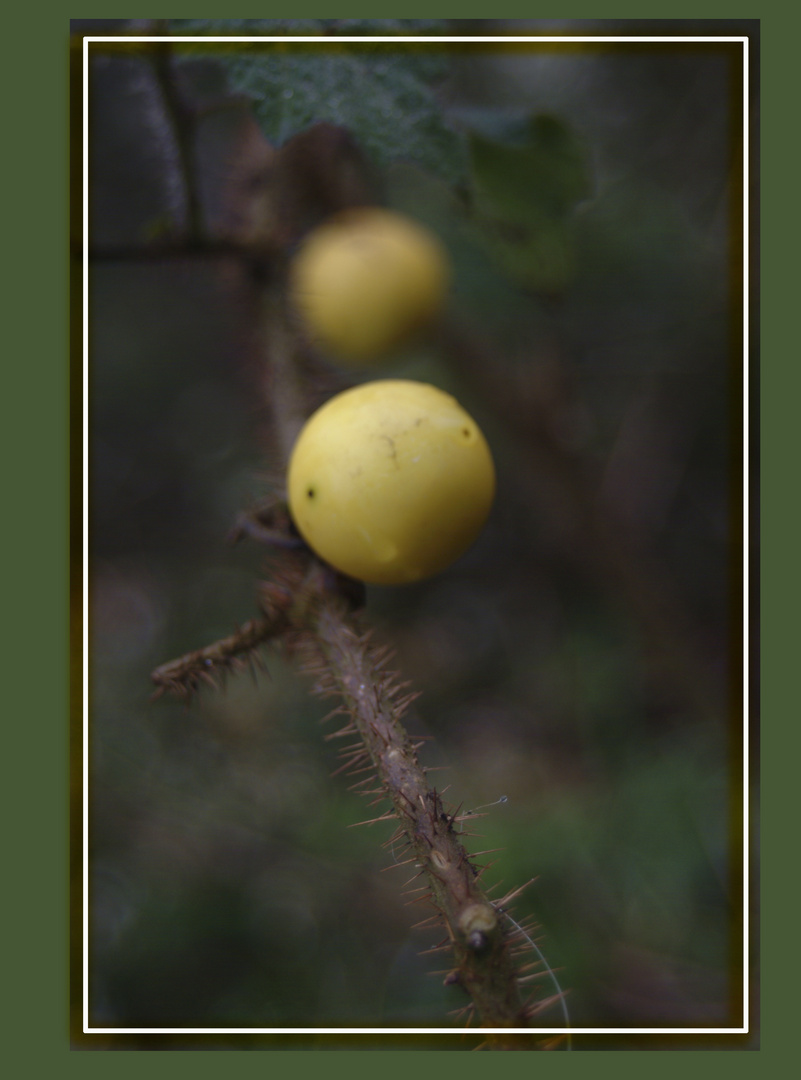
[288,208,450,365]
[287,380,495,584]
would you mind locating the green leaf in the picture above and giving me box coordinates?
[170,18,330,36]
[469,114,592,225]
[467,114,593,293]
[169,18,449,37]
[168,22,468,185]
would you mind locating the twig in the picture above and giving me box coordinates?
[149,38,205,241]
[150,553,311,698]
[294,594,530,1029]
[150,615,284,699]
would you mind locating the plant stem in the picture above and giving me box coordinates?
[150,39,205,241]
[300,593,531,1031]
[251,274,539,1038]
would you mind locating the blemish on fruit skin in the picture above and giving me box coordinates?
[380,434,399,464]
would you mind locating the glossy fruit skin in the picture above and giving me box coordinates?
[287,380,495,585]
[289,208,450,365]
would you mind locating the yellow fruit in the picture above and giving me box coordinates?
[288,208,450,365]
[287,380,495,585]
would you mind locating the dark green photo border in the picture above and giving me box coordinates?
[6,3,782,1071]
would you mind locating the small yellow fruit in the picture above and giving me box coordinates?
[289,208,450,365]
[287,380,495,585]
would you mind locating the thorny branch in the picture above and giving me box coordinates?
[128,40,563,1045]
[152,545,563,1042]
[150,302,558,1038]
[298,595,540,1034]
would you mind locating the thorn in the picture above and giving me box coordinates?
[396,691,422,713]
[330,753,369,777]
[404,892,436,908]
[473,859,500,880]
[384,677,411,694]
[418,941,452,956]
[336,741,366,754]
[509,919,541,939]
[348,811,397,827]
[516,971,551,986]
[346,775,377,791]
[381,827,405,845]
[400,869,425,888]
[517,959,545,974]
[410,915,442,929]
[380,856,417,872]
[342,763,377,777]
[497,878,538,909]
[397,789,417,810]
[371,648,396,670]
[524,990,569,1018]
[319,705,348,724]
[323,723,358,741]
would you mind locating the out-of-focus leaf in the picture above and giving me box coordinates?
[470,115,592,223]
[168,21,468,185]
[467,114,593,293]
[480,217,577,296]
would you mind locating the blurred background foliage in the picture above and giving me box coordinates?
[78,18,755,1048]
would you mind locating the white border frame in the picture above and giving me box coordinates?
[81,31,751,1036]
